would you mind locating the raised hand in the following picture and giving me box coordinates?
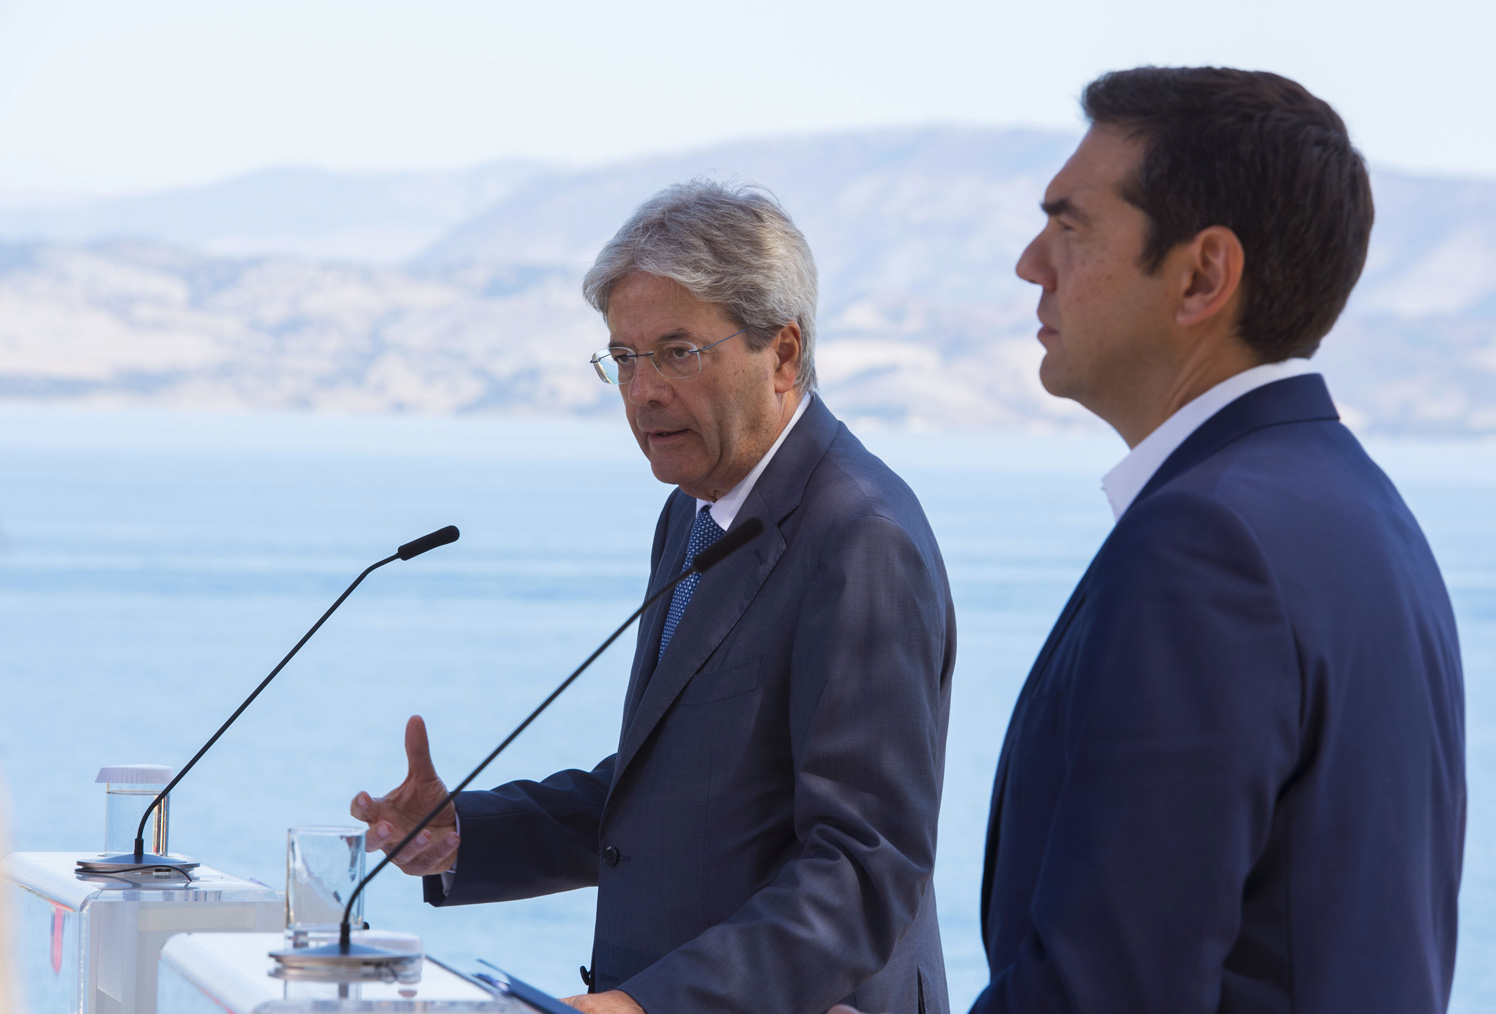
[349,715,460,876]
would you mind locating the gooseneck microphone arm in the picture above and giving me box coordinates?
[131,525,461,861]
[338,516,766,950]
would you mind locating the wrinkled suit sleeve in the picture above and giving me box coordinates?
[423,757,615,906]
[422,499,681,909]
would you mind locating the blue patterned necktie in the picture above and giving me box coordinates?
[658,505,726,661]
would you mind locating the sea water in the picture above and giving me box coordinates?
[0,405,1492,1010]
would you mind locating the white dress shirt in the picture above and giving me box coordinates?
[1101,359,1320,521]
[695,393,812,528]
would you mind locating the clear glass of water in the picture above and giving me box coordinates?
[285,826,365,944]
[104,783,169,855]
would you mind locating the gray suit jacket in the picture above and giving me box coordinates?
[426,397,956,1014]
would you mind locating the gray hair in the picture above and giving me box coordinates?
[582,178,818,391]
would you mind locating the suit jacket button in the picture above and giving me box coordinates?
[602,845,620,867]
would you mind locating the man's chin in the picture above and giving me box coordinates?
[646,454,703,490]
[1036,356,1070,399]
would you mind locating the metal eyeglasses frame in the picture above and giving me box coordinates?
[590,328,748,384]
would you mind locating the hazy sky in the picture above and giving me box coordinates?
[0,0,1491,196]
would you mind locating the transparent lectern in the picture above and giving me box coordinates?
[157,933,535,1014]
[4,852,284,1014]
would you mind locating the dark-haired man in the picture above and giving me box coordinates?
[966,68,1465,1011]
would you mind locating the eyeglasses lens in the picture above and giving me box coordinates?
[591,345,704,384]
[592,351,622,384]
[656,345,702,379]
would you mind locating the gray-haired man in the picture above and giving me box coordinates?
[352,181,956,1014]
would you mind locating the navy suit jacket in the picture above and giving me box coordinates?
[974,376,1465,1013]
[427,397,957,1014]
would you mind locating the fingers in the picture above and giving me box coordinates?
[350,803,460,872]
[362,818,398,853]
[387,825,461,876]
[350,791,397,848]
[557,993,639,1013]
[347,717,455,874]
[404,714,440,783]
[350,790,379,823]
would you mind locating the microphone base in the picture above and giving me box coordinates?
[75,853,200,877]
[269,941,423,984]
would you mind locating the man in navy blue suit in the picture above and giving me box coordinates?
[352,181,956,1014]
[956,67,1466,1012]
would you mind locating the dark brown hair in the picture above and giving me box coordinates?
[1082,67,1374,360]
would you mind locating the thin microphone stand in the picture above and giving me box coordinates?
[87,526,460,873]
[336,516,765,951]
[131,554,398,861]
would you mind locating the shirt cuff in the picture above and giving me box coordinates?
[438,811,461,895]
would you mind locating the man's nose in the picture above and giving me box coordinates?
[625,361,671,404]
[1015,233,1054,290]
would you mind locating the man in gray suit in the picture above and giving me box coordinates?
[351,180,957,1014]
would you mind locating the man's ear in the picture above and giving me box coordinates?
[1175,225,1245,330]
[771,321,803,394]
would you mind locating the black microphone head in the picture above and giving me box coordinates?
[398,525,460,561]
[693,517,764,573]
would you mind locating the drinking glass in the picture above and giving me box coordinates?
[285,826,365,944]
[104,783,168,855]
[97,764,173,855]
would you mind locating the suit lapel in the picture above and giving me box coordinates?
[979,570,1093,947]
[611,396,840,795]
[620,493,694,731]
[614,491,787,782]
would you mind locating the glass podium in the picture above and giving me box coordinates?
[157,933,532,1014]
[3,852,285,1014]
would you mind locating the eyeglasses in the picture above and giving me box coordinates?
[589,328,748,385]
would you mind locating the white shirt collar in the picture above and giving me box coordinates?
[1101,359,1320,521]
[695,393,813,530]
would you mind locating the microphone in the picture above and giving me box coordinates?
[77,526,461,877]
[276,515,765,970]
[399,526,459,560]
[690,516,762,573]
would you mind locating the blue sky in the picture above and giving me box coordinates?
[0,0,1491,196]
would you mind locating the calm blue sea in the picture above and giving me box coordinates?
[1,405,1492,1010]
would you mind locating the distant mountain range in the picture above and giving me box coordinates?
[1,127,1493,435]
[0,161,548,263]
